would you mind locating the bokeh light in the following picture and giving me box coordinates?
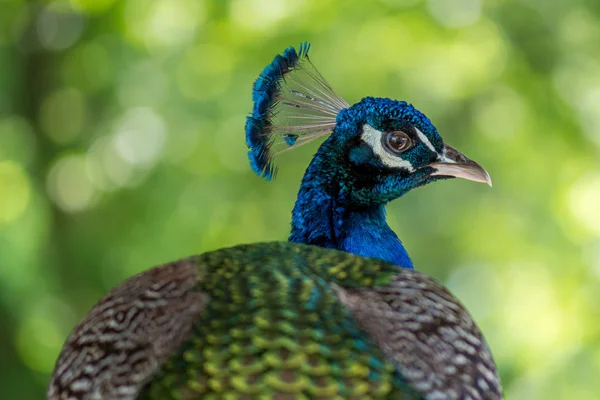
[37,2,85,51]
[47,153,97,212]
[568,172,600,236]
[427,0,482,28]
[40,87,87,144]
[0,161,31,224]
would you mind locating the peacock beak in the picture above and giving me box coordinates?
[429,144,492,187]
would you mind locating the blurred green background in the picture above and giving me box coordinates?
[1,0,599,398]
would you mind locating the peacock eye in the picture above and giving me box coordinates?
[383,130,412,154]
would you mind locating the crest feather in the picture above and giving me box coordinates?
[246,42,349,180]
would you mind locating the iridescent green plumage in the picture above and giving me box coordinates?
[49,242,500,399]
[140,243,412,399]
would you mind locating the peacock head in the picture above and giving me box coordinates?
[246,43,490,206]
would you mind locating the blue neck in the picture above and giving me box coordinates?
[290,203,413,269]
[288,140,413,269]
[337,206,413,268]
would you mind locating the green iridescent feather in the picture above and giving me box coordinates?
[49,242,501,399]
[139,243,416,399]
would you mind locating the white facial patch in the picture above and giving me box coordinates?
[360,124,415,171]
[415,127,436,153]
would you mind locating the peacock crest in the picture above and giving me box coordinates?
[245,42,349,180]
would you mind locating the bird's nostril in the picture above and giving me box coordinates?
[445,147,467,163]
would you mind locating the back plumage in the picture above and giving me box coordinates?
[48,242,501,399]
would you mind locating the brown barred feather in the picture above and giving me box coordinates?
[334,269,502,400]
[47,260,207,400]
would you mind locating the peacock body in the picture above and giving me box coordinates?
[49,243,499,399]
[48,44,502,400]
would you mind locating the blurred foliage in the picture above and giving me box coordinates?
[1,0,600,398]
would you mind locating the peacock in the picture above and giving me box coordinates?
[48,43,502,400]
[246,42,491,269]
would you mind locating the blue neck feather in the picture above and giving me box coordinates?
[288,135,414,269]
[336,206,413,268]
